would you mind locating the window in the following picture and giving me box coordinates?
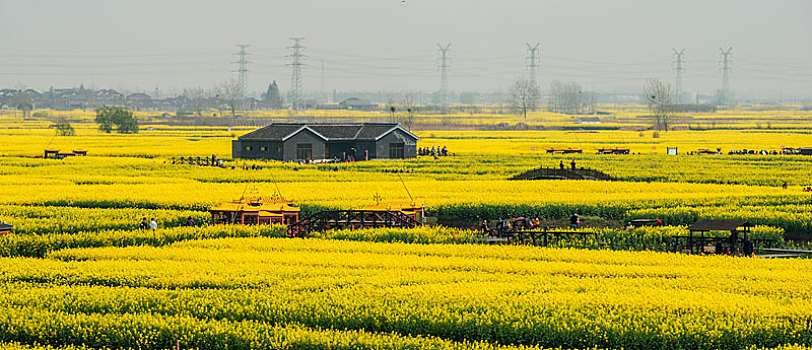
[244,146,252,151]
[389,143,404,159]
[260,146,267,151]
[296,143,312,160]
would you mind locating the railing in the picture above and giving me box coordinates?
[510,167,614,181]
[287,209,420,236]
[484,229,594,246]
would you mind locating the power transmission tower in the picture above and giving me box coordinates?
[719,47,733,106]
[320,59,325,104]
[233,44,250,100]
[672,48,685,104]
[436,43,451,108]
[526,43,540,85]
[287,37,306,111]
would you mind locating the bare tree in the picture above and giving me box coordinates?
[509,78,540,119]
[216,80,242,120]
[548,81,594,115]
[182,87,211,118]
[12,90,33,118]
[643,79,676,131]
[402,91,418,131]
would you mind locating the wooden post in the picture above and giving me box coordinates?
[701,232,704,254]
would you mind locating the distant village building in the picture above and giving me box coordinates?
[126,93,157,110]
[576,117,602,124]
[339,97,377,111]
[232,122,418,161]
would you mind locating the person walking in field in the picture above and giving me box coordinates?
[480,220,490,235]
[570,213,580,229]
[139,217,148,230]
[185,217,196,227]
[559,161,564,170]
[149,218,158,231]
[570,160,576,170]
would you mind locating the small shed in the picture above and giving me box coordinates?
[685,220,753,254]
[688,220,753,235]
[210,196,300,225]
[0,222,12,234]
[546,148,583,154]
[597,148,630,155]
[44,149,60,158]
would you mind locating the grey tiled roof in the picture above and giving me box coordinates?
[356,124,399,140]
[238,123,418,141]
[688,220,752,231]
[239,124,306,140]
[308,125,363,140]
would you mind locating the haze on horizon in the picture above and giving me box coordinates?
[1,0,810,101]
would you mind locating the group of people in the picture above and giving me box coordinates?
[138,218,158,231]
[481,217,542,234]
[242,164,267,170]
[559,160,577,170]
[727,149,782,155]
[784,182,812,192]
[382,168,413,174]
[138,217,197,230]
[714,239,755,257]
[170,155,224,167]
[419,146,449,157]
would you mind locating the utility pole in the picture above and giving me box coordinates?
[672,48,685,104]
[287,37,306,111]
[437,43,451,108]
[526,43,540,85]
[234,44,250,101]
[719,47,733,106]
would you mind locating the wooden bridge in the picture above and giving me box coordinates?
[510,167,614,181]
[287,209,421,236]
[758,248,812,258]
[485,229,594,246]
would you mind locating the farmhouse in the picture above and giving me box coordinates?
[338,97,377,111]
[232,122,418,161]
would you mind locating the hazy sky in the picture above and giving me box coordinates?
[1,0,810,99]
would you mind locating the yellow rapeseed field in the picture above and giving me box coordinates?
[1,107,811,349]
[1,237,811,349]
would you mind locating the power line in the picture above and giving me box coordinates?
[437,43,450,107]
[287,37,306,111]
[672,48,685,103]
[719,47,733,106]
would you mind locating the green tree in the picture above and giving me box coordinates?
[54,118,75,136]
[95,107,139,134]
